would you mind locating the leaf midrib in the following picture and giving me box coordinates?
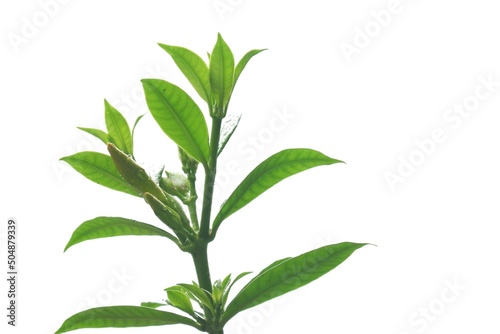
[108,111,129,154]
[167,47,210,102]
[218,155,334,221]
[63,156,134,192]
[74,221,169,238]
[147,81,207,165]
[224,247,354,322]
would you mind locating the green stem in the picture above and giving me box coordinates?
[191,241,212,292]
[191,117,222,331]
[200,118,222,239]
[187,172,200,231]
[191,241,214,330]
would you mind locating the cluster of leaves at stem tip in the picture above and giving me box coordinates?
[56,34,368,334]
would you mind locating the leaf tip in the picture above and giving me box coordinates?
[157,43,170,51]
[140,78,154,88]
[63,243,71,252]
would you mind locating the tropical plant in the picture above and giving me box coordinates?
[56,34,367,334]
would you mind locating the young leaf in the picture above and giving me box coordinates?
[212,279,223,303]
[177,283,216,315]
[158,44,212,103]
[221,274,232,291]
[210,33,234,108]
[104,100,133,155]
[141,302,168,309]
[166,287,195,317]
[142,79,210,165]
[217,113,241,156]
[77,127,112,146]
[64,216,179,252]
[55,306,201,333]
[220,242,367,325]
[60,151,139,197]
[221,272,252,308]
[131,113,145,146]
[233,49,266,88]
[212,149,344,235]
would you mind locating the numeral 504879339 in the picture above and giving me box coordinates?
[7,220,16,271]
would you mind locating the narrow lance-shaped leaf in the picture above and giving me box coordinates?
[60,151,139,197]
[212,149,344,235]
[218,113,241,156]
[55,306,201,333]
[210,33,234,109]
[131,113,145,147]
[221,274,232,291]
[104,100,133,155]
[166,287,195,317]
[159,44,212,103]
[77,127,112,146]
[246,258,290,286]
[233,49,266,89]
[220,242,367,325]
[141,302,168,309]
[177,283,216,315]
[142,79,210,165]
[221,272,252,308]
[64,216,179,252]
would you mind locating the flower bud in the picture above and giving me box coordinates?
[178,147,199,175]
[160,171,189,198]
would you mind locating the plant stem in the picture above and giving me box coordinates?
[187,172,199,231]
[200,118,222,240]
[191,117,222,331]
[191,240,211,292]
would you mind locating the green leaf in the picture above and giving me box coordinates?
[166,287,195,317]
[233,49,266,88]
[218,113,241,156]
[131,113,145,146]
[221,242,367,325]
[159,44,211,103]
[141,302,168,309]
[212,149,343,234]
[212,279,223,303]
[209,33,234,108]
[177,283,216,315]
[55,306,201,333]
[60,151,139,197]
[221,274,232,291]
[104,100,133,155]
[256,258,291,276]
[221,272,252,308]
[64,216,179,252]
[77,127,111,146]
[142,79,210,165]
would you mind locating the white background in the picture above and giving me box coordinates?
[1,0,500,333]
